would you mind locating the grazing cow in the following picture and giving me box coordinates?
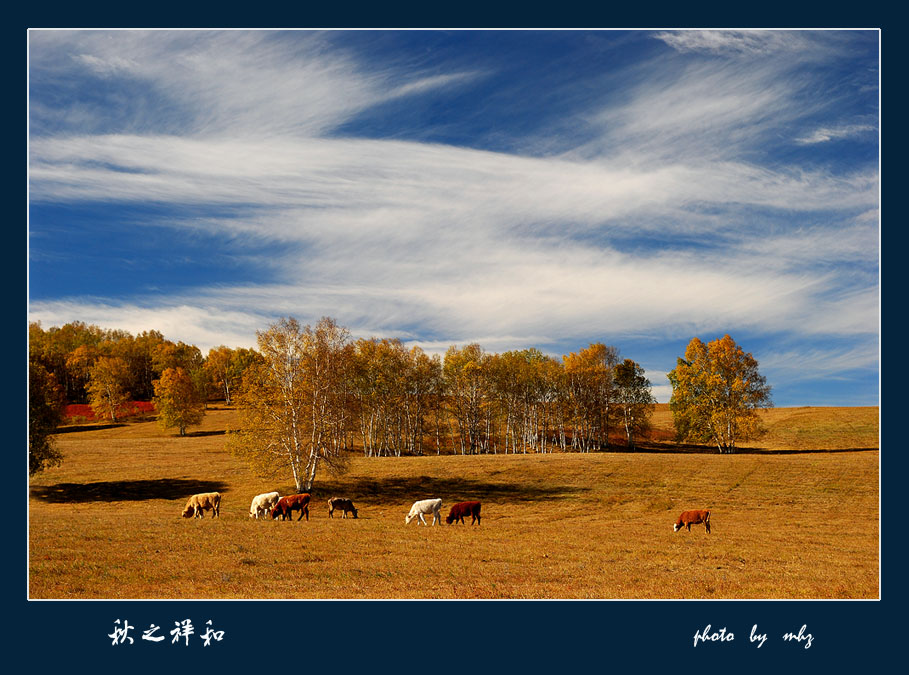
[673,509,711,533]
[446,501,482,525]
[271,493,311,521]
[405,498,443,526]
[182,492,221,519]
[249,491,280,519]
[327,497,358,519]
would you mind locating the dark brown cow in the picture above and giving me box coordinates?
[327,497,358,519]
[673,509,710,533]
[271,494,311,521]
[446,501,481,525]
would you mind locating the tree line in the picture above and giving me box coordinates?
[29,317,771,489]
[228,317,658,493]
[28,320,263,473]
[29,321,261,407]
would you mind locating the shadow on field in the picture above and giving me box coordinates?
[622,442,879,454]
[736,447,879,454]
[310,475,587,503]
[54,423,127,434]
[30,479,229,504]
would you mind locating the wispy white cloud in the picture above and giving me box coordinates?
[27,230,878,358]
[27,30,879,405]
[29,135,877,225]
[736,220,879,268]
[581,62,817,163]
[73,53,138,76]
[653,30,827,57]
[389,71,482,99]
[795,123,877,144]
[761,341,879,379]
[27,136,878,353]
[30,31,485,139]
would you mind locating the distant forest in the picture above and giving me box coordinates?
[28,319,656,455]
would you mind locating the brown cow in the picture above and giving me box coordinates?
[673,509,710,533]
[182,492,221,519]
[446,501,481,525]
[327,497,358,519]
[271,494,311,521]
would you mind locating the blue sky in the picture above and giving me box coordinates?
[27,29,879,406]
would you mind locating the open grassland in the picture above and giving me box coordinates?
[29,406,879,599]
[647,403,880,451]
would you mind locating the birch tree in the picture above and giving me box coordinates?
[86,356,131,422]
[204,346,261,404]
[443,343,491,454]
[562,343,619,451]
[229,317,353,492]
[613,358,656,448]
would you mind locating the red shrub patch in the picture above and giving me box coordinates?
[64,401,155,423]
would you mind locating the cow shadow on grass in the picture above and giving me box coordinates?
[307,475,587,504]
[30,479,229,504]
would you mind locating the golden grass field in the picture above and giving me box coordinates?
[29,404,879,599]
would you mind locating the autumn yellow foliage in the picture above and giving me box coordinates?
[668,335,772,453]
[152,367,204,436]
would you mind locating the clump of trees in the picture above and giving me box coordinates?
[203,345,262,405]
[668,334,772,453]
[39,318,775,490]
[226,315,658,497]
[439,342,654,455]
[28,321,268,471]
[30,321,207,405]
[29,321,266,415]
[484,347,562,454]
[352,337,443,457]
[29,318,778,495]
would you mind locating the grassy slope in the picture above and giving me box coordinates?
[648,403,880,451]
[29,406,879,599]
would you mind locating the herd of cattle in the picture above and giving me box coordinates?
[180,491,481,525]
[181,491,710,533]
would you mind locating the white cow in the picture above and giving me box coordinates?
[249,491,281,519]
[405,498,443,526]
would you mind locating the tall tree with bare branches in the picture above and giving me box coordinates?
[86,356,131,422]
[229,317,353,492]
[614,358,656,448]
[562,343,619,451]
[443,343,491,454]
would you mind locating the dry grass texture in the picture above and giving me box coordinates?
[29,406,879,599]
